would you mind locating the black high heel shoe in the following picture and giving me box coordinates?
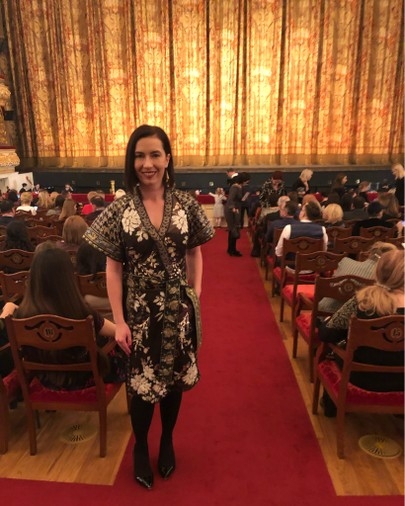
[133,444,154,490]
[158,440,176,479]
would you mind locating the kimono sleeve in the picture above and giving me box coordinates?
[177,191,215,249]
[82,198,126,262]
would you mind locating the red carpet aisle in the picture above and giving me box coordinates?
[1,230,402,506]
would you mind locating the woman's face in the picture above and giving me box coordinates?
[342,176,348,184]
[134,135,170,189]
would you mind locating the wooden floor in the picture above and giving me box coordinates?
[256,255,404,496]
[0,245,403,494]
[0,386,132,485]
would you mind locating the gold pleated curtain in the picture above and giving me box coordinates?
[1,0,404,169]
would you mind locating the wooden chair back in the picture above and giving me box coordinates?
[272,236,324,296]
[27,225,58,246]
[313,315,404,458]
[75,272,110,314]
[359,226,396,240]
[331,236,374,258]
[0,343,20,454]
[0,270,29,303]
[76,272,108,298]
[279,250,345,324]
[5,314,122,457]
[0,249,35,273]
[293,274,374,381]
[326,226,352,250]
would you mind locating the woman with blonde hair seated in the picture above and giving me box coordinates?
[35,189,51,210]
[319,249,404,415]
[322,203,344,227]
[16,191,37,215]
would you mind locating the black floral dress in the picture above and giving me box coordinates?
[83,188,214,403]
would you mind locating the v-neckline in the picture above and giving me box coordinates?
[134,186,173,238]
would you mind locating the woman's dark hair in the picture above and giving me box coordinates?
[7,190,19,203]
[340,193,353,212]
[5,220,34,251]
[16,246,92,319]
[76,242,106,275]
[333,173,347,186]
[124,124,175,191]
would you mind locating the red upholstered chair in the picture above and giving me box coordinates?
[0,343,21,454]
[293,275,373,382]
[26,225,58,247]
[279,251,345,325]
[6,314,123,457]
[312,315,404,459]
[271,237,324,297]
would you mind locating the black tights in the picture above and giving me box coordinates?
[130,391,183,472]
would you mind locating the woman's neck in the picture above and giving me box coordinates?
[139,185,165,201]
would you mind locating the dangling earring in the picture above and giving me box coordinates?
[165,169,170,186]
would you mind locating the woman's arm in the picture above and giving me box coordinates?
[106,257,132,355]
[186,246,203,298]
[326,296,357,330]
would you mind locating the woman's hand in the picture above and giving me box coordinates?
[115,321,132,355]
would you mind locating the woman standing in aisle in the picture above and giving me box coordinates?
[224,172,250,256]
[84,124,214,490]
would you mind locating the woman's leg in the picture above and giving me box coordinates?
[158,390,183,478]
[130,395,155,488]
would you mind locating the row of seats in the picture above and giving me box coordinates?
[249,227,404,458]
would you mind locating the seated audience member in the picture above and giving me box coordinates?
[352,201,395,236]
[318,241,398,313]
[35,189,51,210]
[319,249,404,417]
[343,196,367,221]
[0,244,121,389]
[48,191,60,208]
[81,191,99,215]
[275,200,328,258]
[46,194,65,217]
[58,198,78,221]
[60,188,73,200]
[85,195,106,224]
[16,191,37,215]
[357,181,371,201]
[250,194,287,257]
[265,200,298,244]
[0,200,15,226]
[7,190,19,206]
[321,192,341,208]
[57,215,88,251]
[322,203,344,228]
[76,241,110,311]
[340,193,353,214]
[377,192,400,220]
[1,220,34,253]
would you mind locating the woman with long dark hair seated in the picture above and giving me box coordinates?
[1,242,122,390]
[1,220,34,252]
